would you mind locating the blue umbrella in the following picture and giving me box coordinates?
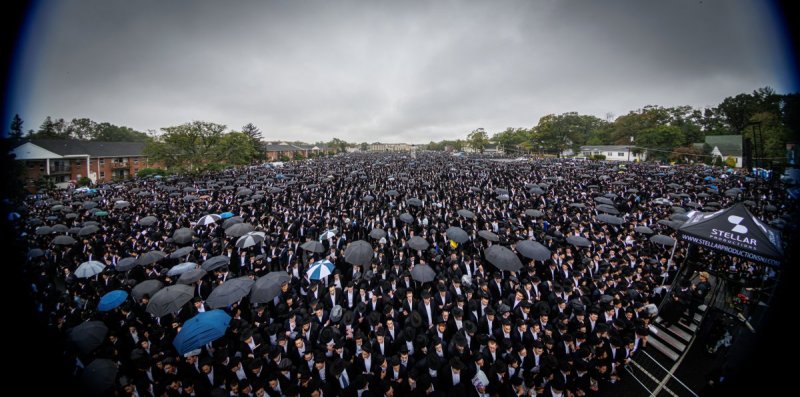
[220,212,234,219]
[306,260,334,280]
[173,310,231,356]
[98,290,128,311]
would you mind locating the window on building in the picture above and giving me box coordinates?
[75,160,81,165]
[133,158,139,164]
[618,152,625,157]
[100,172,105,178]
[607,152,613,156]
[99,158,105,164]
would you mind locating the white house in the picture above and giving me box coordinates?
[564,145,646,161]
[704,135,743,168]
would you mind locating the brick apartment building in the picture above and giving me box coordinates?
[11,139,151,189]
[263,142,331,161]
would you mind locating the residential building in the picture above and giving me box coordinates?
[11,139,150,189]
[565,145,646,161]
[705,135,743,168]
[367,142,417,152]
[263,142,308,161]
[463,144,504,154]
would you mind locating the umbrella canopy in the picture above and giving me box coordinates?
[410,263,436,283]
[362,195,375,202]
[251,272,291,303]
[566,235,592,248]
[206,276,256,309]
[407,236,430,251]
[196,214,221,226]
[515,240,551,261]
[53,235,77,245]
[595,204,620,215]
[650,234,676,246]
[81,359,118,395]
[178,268,207,284]
[568,202,586,209]
[147,284,194,317]
[172,228,194,245]
[131,279,164,301]
[319,228,338,240]
[139,216,158,226]
[407,198,423,207]
[51,224,69,233]
[98,290,128,311]
[222,216,244,229]
[594,197,614,205]
[301,240,325,253]
[307,260,335,280]
[173,310,232,356]
[225,223,254,238]
[386,189,400,197]
[169,246,195,259]
[634,226,655,235]
[67,321,108,354]
[219,212,234,219]
[658,219,685,230]
[478,230,499,242]
[369,228,387,239]
[525,209,544,218]
[344,240,373,266]
[27,248,45,259]
[399,213,414,224]
[457,209,475,219]
[670,213,690,222]
[167,262,198,276]
[446,227,469,244]
[485,245,523,271]
[36,226,54,235]
[78,225,100,236]
[202,255,230,271]
[75,260,106,278]
[237,232,266,249]
[113,200,130,209]
[597,214,624,226]
[136,250,167,266]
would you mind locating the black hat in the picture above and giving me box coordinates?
[410,312,423,328]
[449,357,465,370]
[330,359,346,375]
[342,310,355,325]
[464,320,477,334]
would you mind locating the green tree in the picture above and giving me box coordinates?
[93,123,149,141]
[532,112,605,156]
[241,123,263,160]
[214,132,259,165]
[32,116,65,139]
[637,125,685,161]
[144,121,226,171]
[8,114,24,143]
[68,118,97,140]
[467,128,489,153]
[328,138,349,153]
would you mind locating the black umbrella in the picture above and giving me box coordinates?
[594,197,614,205]
[596,204,620,215]
[670,213,690,222]
[202,255,231,271]
[457,209,475,219]
[78,224,100,236]
[650,234,676,247]
[386,190,400,197]
[35,226,53,235]
[178,268,207,284]
[634,226,654,235]
[529,187,545,195]
[407,198,423,207]
[446,226,469,244]
[115,257,138,272]
[135,250,167,266]
[251,272,291,303]
[485,245,523,271]
[408,236,430,251]
[525,209,544,218]
[597,214,624,225]
[132,279,164,301]
[222,216,244,229]
[369,228,387,239]
[139,216,158,226]
[27,248,45,259]
[53,235,77,245]
[566,235,591,248]
[478,230,499,242]
[344,240,373,266]
[515,240,551,261]
[362,195,375,202]
[51,224,68,233]
[657,219,684,230]
[399,213,414,224]
[410,264,436,283]
[301,241,325,253]
[147,284,194,317]
[169,246,195,259]
[172,228,194,245]
[67,321,108,354]
[206,276,256,309]
[569,203,586,209]
[225,223,255,238]
[81,359,118,395]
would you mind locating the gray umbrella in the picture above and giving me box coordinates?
[410,264,436,283]
[569,203,586,209]
[53,235,77,245]
[399,213,414,224]
[408,236,430,251]
[169,246,194,259]
[344,240,373,266]
[206,276,256,309]
[724,188,743,197]
[136,250,167,266]
[671,206,686,214]
[51,224,68,233]
[634,226,654,235]
[301,240,325,253]
[670,213,690,222]
[83,201,98,209]
[386,189,400,197]
[67,321,108,354]
[146,284,194,317]
[457,209,475,219]
[515,240,551,261]
[529,187,545,195]
[113,200,130,209]
[525,209,544,218]
[469,186,482,192]
[36,226,53,235]
[139,216,158,226]
[202,255,231,271]
[596,204,620,215]
[226,223,255,238]
[78,224,100,236]
[27,248,45,259]
[251,272,291,303]
[446,227,469,244]
[167,262,199,276]
[407,198,423,207]
[362,195,375,202]
[566,235,592,248]
[81,359,118,395]
[178,268,207,284]
[369,228,387,239]
[657,219,685,230]
[597,214,624,226]
[478,230,499,242]
[650,234,676,246]
[172,228,194,245]
[485,245,523,271]
[222,216,244,229]
[237,232,266,249]
[132,279,164,301]
[115,257,137,272]
[594,197,614,205]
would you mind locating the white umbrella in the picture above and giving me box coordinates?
[196,214,221,227]
[76,260,106,278]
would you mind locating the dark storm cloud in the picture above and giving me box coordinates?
[9,0,792,143]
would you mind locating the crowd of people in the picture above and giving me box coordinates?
[15,152,792,396]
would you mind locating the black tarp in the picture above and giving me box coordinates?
[678,203,783,267]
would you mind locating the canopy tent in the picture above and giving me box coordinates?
[678,203,783,267]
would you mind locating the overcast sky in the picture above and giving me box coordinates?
[7,0,796,143]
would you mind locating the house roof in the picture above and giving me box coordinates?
[21,140,146,158]
[579,145,635,151]
[705,135,742,157]
[263,143,305,151]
